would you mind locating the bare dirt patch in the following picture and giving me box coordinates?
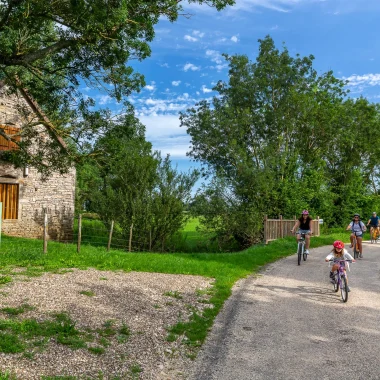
[0,268,214,379]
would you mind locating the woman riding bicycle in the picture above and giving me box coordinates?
[346,213,366,258]
[291,210,313,254]
[325,240,354,292]
[366,212,380,240]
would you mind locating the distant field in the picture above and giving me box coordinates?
[72,216,217,253]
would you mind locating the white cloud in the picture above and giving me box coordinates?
[98,95,112,105]
[184,35,198,42]
[183,63,201,72]
[231,35,239,43]
[177,93,190,101]
[139,114,190,158]
[193,30,205,38]
[206,50,228,72]
[206,50,223,65]
[172,80,181,86]
[145,82,156,91]
[343,73,380,87]
[159,63,170,68]
[201,85,213,93]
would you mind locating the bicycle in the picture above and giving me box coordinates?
[330,259,354,303]
[351,232,360,259]
[369,226,380,244]
[296,232,308,265]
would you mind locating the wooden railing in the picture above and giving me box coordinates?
[264,215,320,244]
[0,125,20,151]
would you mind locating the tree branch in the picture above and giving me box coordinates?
[0,0,24,30]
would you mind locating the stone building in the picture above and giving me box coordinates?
[0,83,75,241]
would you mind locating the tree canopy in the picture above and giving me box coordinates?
[76,109,199,251]
[0,0,234,173]
[181,36,380,248]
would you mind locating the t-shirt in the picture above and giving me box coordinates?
[370,216,379,226]
[325,249,353,262]
[349,221,365,233]
[325,249,354,270]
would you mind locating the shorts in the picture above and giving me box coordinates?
[352,231,363,237]
[297,229,310,235]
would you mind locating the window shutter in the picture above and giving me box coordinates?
[0,126,20,151]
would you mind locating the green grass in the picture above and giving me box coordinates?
[0,230,348,367]
[0,371,17,380]
[75,216,216,253]
[79,290,95,297]
[1,304,35,316]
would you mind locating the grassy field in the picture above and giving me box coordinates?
[74,216,219,253]
[0,229,349,359]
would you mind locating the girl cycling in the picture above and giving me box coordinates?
[325,240,354,292]
[291,210,313,254]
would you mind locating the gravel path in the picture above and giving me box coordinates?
[0,269,213,379]
[190,241,380,380]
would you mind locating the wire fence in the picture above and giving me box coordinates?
[73,215,169,253]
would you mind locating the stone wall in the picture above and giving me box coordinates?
[0,84,76,241]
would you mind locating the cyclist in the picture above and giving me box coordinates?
[325,240,354,291]
[366,211,380,240]
[346,213,366,258]
[291,210,313,254]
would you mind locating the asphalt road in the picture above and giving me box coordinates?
[189,241,380,380]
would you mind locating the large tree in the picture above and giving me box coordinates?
[0,0,234,173]
[180,36,380,248]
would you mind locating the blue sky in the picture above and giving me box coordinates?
[94,0,380,181]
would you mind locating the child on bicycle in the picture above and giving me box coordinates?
[325,240,354,291]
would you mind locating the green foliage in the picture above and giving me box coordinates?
[181,36,380,249]
[0,0,233,173]
[76,114,199,252]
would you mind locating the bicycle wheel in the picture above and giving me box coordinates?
[353,239,359,259]
[373,229,378,243]
[340,275,348,303]
[303,250,307,261]
[371,229,375,244]
[333,272,339,292]
[297,243,302,265]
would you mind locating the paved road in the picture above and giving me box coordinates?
[189,242,380,380]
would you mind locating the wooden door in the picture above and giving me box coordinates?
[0,183,19,219]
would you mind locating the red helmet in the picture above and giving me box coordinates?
[333,240,344,249]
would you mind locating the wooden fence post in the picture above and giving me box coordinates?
[77,214,82,253]
[107,220,114,252]
[43,210,48,254]
[264,215,268,244]
[317,216,320,237]
[280,215,283,238]
[129,223,133,252]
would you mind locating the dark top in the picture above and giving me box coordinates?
[298,216,312,230]
[370,216,379,226]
